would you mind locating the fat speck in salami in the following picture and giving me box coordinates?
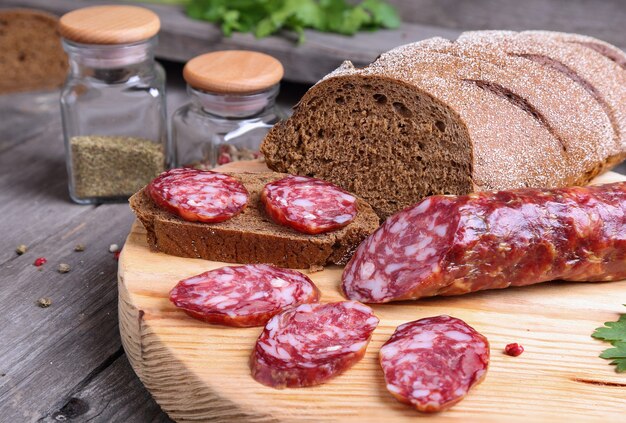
[342,182,626,303]
[261,175,358,234]
[148,168,248,223]
[251,301,379,388]
[379,315,489,413]
[169,264,320,327]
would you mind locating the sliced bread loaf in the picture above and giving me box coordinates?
[0,9,68,94]
[261,32,626,219]
[129,172,379,269]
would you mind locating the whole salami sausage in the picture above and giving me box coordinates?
[148,168,249,223]
[250,301,379,388]
[261,175,358,234]
[380,315,489,413]
[169,264,320,327]
[342,182,626,303]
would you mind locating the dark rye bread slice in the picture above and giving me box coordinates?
[129,172,379,269]
[413,36,615,186]
[0,9,68,94]
[459,31,626,162]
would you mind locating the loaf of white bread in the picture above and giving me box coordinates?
[261,30,626,219]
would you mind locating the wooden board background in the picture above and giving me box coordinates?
[119,168,626,423]
[2,0,626,84]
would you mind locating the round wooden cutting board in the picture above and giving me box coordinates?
[118,165,626,422]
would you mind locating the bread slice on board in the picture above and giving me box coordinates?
[129,172,380,269]
[261,31,626,219]
[0,9,68,94]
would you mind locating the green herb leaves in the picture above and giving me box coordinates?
[186,0,401,43]
[592,307,626,373]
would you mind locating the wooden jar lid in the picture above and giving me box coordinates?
[183,51,284,94]
[59,5,160,45]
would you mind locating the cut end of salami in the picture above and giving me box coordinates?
[261,175,358,234]
[379,315,490,413]
[169,264,320,327]
[342,196,459,303]
[148,168,249,223]
[251,301,379,388]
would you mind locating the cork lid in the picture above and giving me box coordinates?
[59,5,160,45]
[183,51,284,94]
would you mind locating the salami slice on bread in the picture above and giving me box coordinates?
[130,172,379,269]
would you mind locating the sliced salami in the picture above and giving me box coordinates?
[169,264,320,327]
[148,168,249,223]
[342,182,626,303]
[251,301,379,388]
[379,315,490,413]
[261,175,358,234]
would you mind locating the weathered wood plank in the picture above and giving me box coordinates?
[0,203,134,420]
[0,90,60,154]
[389,0,626,50]
[0,114,96,266]
[0,0,460,84]
[40,354,172,423]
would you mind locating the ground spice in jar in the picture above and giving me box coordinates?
[70,135,165,198]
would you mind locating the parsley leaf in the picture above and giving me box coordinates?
[592,307,626,373]
[185,0,401,43]
[592,314,626,343]
[361,0,401,29]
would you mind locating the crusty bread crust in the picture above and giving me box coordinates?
[129,172,379,269]
[458,30,626,179]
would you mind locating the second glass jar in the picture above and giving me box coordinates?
[172,50,285,169]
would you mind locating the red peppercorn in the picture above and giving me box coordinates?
[33,257,47,267]
[504,343,524,357]
[217,152,231,165]
[113,251,121,260]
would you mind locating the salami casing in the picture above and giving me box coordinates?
[379,315,490,413]
[342,182,626,303]
[148,168,249,223]
[261,175,358,234]
[169,264,320,327]
[250,301,379,388]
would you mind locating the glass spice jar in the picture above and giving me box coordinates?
[172,50,284,169]
[59,5,170,204]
